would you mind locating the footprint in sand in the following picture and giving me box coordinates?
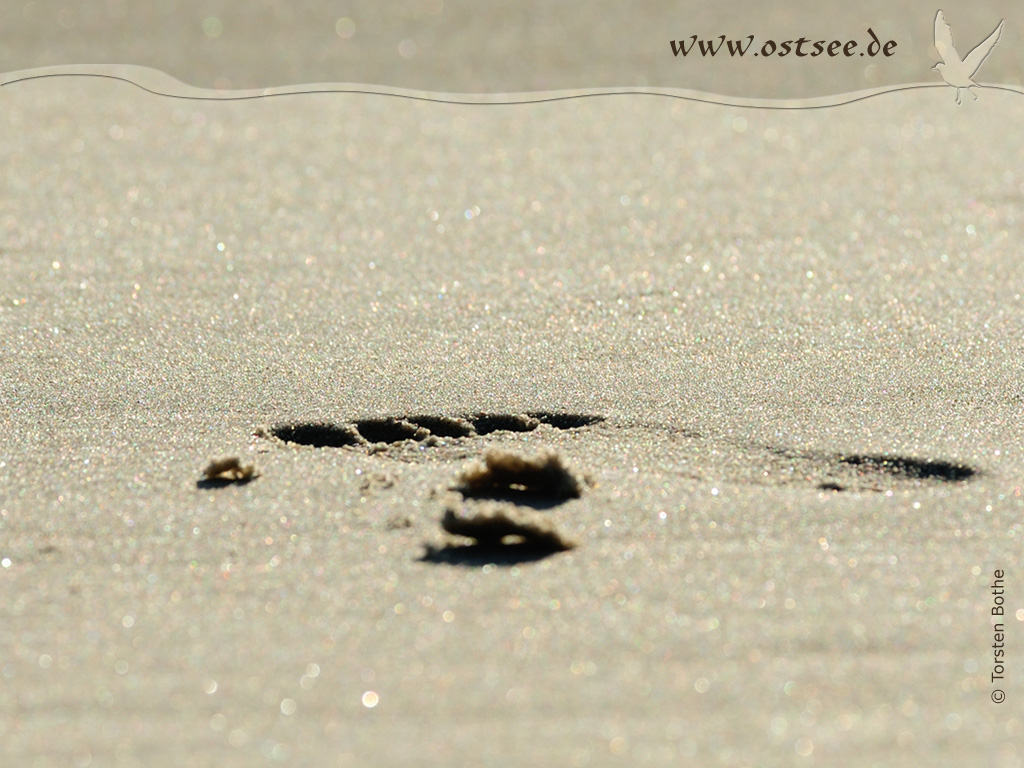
[748,447,977,493]
[254,412,980,560]
[257,412,978,493]
[257,412,604,450]
[257,413,600,563]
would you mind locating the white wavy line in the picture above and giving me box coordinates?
[3,64,1022,108]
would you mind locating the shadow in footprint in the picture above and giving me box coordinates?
[419,542,567,566]
[527,412,606,429]
[836,454,976,482]
[405,415,475,438]
[453,490,570,511]
[262,412,605,449]
[195,477,259,490]
[753,443,979,492]
[470,413,540,434]
[265,423,362,447]
[354,418,423,443]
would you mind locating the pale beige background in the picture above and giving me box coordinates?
[1,1,1021,95]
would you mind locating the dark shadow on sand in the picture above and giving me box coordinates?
[836,454,977,482]
[419,542,569,566]
[263,412,605,447]
[757,444,980,490]
[264,422,363,447]
[452,488,570,510]
[525,412,606,429]
[195,477,259,490]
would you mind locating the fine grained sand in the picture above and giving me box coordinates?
[2,60,1024,768]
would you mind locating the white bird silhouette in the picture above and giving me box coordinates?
[933,10,1004,104]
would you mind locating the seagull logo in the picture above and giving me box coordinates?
[932,10,1004,104]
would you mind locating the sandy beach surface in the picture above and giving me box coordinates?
[3,6,1024,767]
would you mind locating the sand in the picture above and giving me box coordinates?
[2,5,1023,767]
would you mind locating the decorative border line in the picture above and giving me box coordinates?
[3,64,1022,109]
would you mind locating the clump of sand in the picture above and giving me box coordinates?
[436,448,585,553]
[201,456,259,482]
[441,503,576,551]
[457,448,585,499]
